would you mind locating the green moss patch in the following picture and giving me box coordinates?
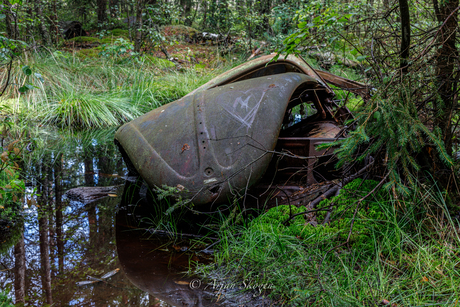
[317,178,386,251]
[109,28,130,39]
[76,48,100,59]
[248,179,386,246]
[143,55,176,68]
[67,36,101,44]
[100,36,133,45]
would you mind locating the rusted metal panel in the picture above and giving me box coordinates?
[115,73,319,206]
[115,54,355,208]
[186,54,334,97]
[314,69,371,99]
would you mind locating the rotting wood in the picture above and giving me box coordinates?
[64,185,123,204]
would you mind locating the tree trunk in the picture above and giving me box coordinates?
[35,0,51,45]
[14,232,26,305]
[201,0,207,27]
[134,0,144,53]
[2,0,18,39]
[181,0,192,26]
[109,0,119,17]
[399,0,410,74]
[25,2,33,42]
[97,0,107,28]
[50,0,59,43]
[433,0,458,155]
[54,153,64,273]
[38,163,53,305]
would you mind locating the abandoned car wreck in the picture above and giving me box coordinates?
[115,54,367,209]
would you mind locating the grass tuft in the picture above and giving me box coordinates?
[195,179,460,306]
[0,51,235,129]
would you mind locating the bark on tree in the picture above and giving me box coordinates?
[181,0,192,26]
[54,153,64,273]
[35,0,51,45]
[51,0,59,43]
[38,163,53,305]
[97,0,107,27]
[14,232,26,304]
[134,0,144,53]
[399,0,410,73]
[432,0,459,155]
[257,0,271,34]
[25,4,33,42]
[2,0,18,39]
[109,0,118,17]
[201,0,207,27]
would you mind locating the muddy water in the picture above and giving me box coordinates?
[0,129,220,306]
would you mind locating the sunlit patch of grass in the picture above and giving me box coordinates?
[42,93,140,128]
[0,51,234,129]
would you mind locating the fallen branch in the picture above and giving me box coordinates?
[247,42,266,60]
[147,228,218,240]
[322,186,342,225]
[282,160,375,225]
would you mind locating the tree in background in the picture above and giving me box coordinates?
[281,0,459,193]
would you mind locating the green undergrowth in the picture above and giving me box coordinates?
[66,29,131,46]
[0,167,24,255]
[195,179,460,306]
[66,36,101,44]
[0,51,239,129]
[0,291,13,307]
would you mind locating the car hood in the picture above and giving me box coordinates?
[115,72,320,206]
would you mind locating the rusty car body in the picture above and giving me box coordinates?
[115,54,365,208]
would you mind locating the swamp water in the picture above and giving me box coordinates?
[0,128,260,306]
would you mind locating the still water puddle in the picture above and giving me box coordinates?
[0,128,273,306]
[0,129,223,306]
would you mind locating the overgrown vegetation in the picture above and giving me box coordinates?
[0,291,14,307]
[2,0,460,305]
[0,51,241,129]
[196,179,460,306]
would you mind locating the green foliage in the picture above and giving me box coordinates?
[207,0,232,33]
[0,291,13,307]
[143,55,176,68]
[0,35,27,64]
[42,92,141,128]
[76,48,100,59]
[99,38,135,58]
[317,179,386,251]
[0,121,25,256]
[281,1,356,56]
[66,36,101,44]
[107,29,130,39]
[196,180,460,306]
[321,86,453,194]
[0,52,224,129]
[250,179,386,250]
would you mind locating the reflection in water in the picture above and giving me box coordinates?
[0,128,272,306]
[0,129,151,306]
[117,207,219,306]
[116,181,274,307]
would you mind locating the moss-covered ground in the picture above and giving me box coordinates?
[195,179,460,306]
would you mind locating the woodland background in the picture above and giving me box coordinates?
[2,0,460,305]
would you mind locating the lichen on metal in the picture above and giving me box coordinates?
[115,54,354,207]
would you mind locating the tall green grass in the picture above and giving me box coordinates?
[195,180,460,306]
[0,51,239,129]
